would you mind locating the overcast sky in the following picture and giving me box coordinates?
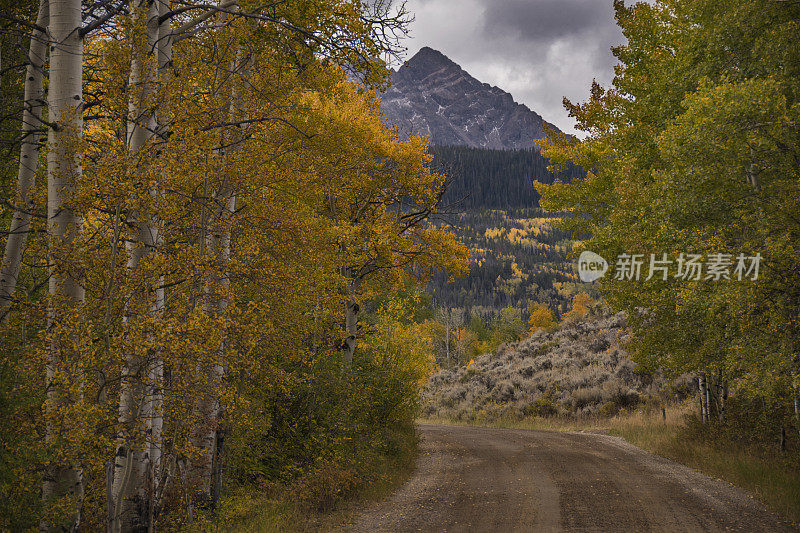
[397,0,625,136]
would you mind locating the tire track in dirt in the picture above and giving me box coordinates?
[339,424,797,532]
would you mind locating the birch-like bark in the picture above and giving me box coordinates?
[191,35,245,504]
[718,369,728,423]
[707,373,717,420]
[697,376,702,422]
[190,206,227,503]
[792,369,799,441]
[42,0,84,528]
[111,1,161,529]
[445,308,450,368]
[343,293,359,369]
[698,375,707,423]
[144,3,172,527]
[209,193,234,506]
[0,0,48,321]
[747,147,761,193]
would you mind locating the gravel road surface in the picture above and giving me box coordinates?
[341,424,796,532]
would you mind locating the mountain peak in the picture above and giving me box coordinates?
[381,47,557,150]
[409,46,453,66]
[399,47,460,80]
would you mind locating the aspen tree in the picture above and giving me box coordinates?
[191,18,250,507]
[0,0,48,320]
[536,0,800,432]
[110,1,162,528]
[43,0,85,528]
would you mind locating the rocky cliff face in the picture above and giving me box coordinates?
[380,47,558,149]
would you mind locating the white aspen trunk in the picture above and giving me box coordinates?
[42,0,84,528]
[191,192,234,502]
[452,310,465,364]
[718,368,727,423]
[192,36,244,504]
[191,209,225,503]
[209,192,234,508]
[0,0,48,320]
[111,1,160,529]
[144,3,172,526]
[707,372,716,421]
[445,308,450,368]
[698,375,707,423]
[343,294,359,369]
[697,376,703,422]
[747,147,761,193]
[792,369,799,443]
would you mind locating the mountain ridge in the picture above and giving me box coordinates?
[380,47,559,150]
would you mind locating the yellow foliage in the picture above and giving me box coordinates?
[562,292,593,321]
[528,303,555,332]
[1,17,469,528]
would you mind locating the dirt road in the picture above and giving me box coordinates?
[341,424,796,532]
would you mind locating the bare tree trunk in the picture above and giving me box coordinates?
[105,460,115,530]
[706,372,717,421]
[698,375,708,423]
[792,369,799,424]
[192,35,246,504]
[792,368,800,448]
[747,147,761,193]
[210,428,225,510]
[192,193,234,504]
[718,368,728,423]
[0,0,48,320]
[211,191,234,507]
[697,376,703,422]
[111,1,161,529]
[42,0,84,528]
[111,349,146,532]
[144,2,173,525]
[445,308,450,368]
[343,293,359,369]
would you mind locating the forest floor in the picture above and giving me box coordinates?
[337,423,797,532]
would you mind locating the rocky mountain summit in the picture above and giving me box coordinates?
[380,47,558,149]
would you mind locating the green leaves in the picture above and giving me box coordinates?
[538,0,800,401]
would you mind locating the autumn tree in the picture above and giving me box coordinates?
[528,302,555,333]
[561,292,591,322]
[536,0,800,430]
[0,0,469,529]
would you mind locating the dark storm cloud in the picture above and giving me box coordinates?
[403,0,626,136]
[483,0,615,44]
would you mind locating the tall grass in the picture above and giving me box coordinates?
[608,405,800,524]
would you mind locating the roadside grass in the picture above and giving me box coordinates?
[202,489,298,532]
[420,402,800,525]
[195,430,418,532]
[609,407,800,525]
